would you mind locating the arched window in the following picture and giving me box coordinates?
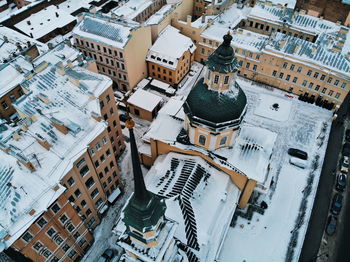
[220,136,227,145]
[198,135,206,146]
[224,75,230,84]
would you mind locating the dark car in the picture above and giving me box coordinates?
[346,129,350,142]
[331,193,343,216]
[343,143,350,156]
[336,173,347,191]
[325,215,337,236]
[97,249,114,262]
[287,148,308,160]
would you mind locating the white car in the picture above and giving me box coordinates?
[289,157,307,169]
[341,156,349,173]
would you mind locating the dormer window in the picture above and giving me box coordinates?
[198,135,206,146]
[151,55,155,59]
[162,59,167,63]
[214,75,219,84]
[169,61,174,65]
[224,76,229,84]
[156,57,161,61]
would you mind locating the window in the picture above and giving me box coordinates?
[335,92,340,99]
[94,160,99,168]
[89,148,95,156]
[100,155,105,162]
[307,70,312,76]
[334,80,339,86]
[51,256,59,262]
[283,62,288,69]
[96,198,103,208]
[86,209,92,217]
[37,217,47,228]
[74,189,81,198]
[297,66,302,73]
[99,172,103,179]
[314,72,319,79]
[315,85,320,91]
[134,108,140,116]
[272,70,277,76]
[220,137,227,146]
[76,158,85,168]
[103,182,107,188]
[302,80,307,87]
[104,167,109,174]
[1,101,8,110]
[81,200,87,208]
[198,135,206,146]
[279,72,284,79]
[224,76,229,84]
[80,165,89,177]
[46,227,56,237]
[87,217,95,227]
[253,65,257,71]
[96,143,102,151]
[329,90,334,96]
[327,77,333,84]
[110,161,115,168]
[43,250,52,258]
[320,74,326,81]
[102,137,107,144]
[113,120,117,127]
[9,95,16,102]
[91,188,99,199]
[292,77,298,83]
[106,149,111,156]
[341,82,346,89]
[308,82,314,89]
[290,64,295,71]
[62,244,70,252]
[108,176,112,183]
[322,87,327,94]
[245,62,250,69]
[286,75,290,81]
[55,237,63,245]
[22,232,33,242]
[67,177,75,186]
[73,232,81,239]
[59,214,68,224]
[51,203,60,214]
[78,238,87,247]
[67,224,75,232]
[33,242,43,251]
[109,108,114,115]
[68,195,75,203]
[85,177,95,189]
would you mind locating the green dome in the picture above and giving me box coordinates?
[206,34,239,74]
[184,78,247,129]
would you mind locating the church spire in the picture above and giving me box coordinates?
[125,118,150,204]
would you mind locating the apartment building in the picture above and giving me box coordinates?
[111,0,167,23]
[0,50,125,261]
[172,3,350,108]
[146,25,196,85]
[73,13,152,92]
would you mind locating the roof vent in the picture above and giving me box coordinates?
[35,133,51,150]
[50,117,68,135]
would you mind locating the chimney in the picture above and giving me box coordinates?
[187,15,191,25]
[51,117,68,134]
[201,15,206,23]
[55,12,59,18]
[35,134,51,150]
[27,20,31,25]
[48,43,54,49]
[30,33,33,38]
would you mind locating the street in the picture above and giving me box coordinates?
[299,93,349,262]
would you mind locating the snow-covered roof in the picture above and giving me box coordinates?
[57,0,92,15]
[127,88,162,112]
[111,0,153,20]
[145,4,176,25]
[14,5,76,40]
[145,152,241,262]
[146,25,196,70]
[73,13,139,49]
[268,0,296,8]
[0,26,47,63]
[0,62,112,250]
[0,151,65,252]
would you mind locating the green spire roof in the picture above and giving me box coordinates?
[122,119,166,233]
[206,33,239,74]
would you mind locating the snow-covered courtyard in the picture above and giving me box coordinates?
[218,78,333,262]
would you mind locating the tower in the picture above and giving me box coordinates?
[118,118,179,261]
[184,33,247,150]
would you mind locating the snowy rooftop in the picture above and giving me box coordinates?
[0,62,25,97]
[73,13,139,49]
[147,25,196,70]
[0,151,65,251]
[57,0,92,15]
[145,152,241,262]
[14,5,76,39]
[127,88,163,112]
[111,0,153,20]
[268,0,296,8]
[0,26,47,63]
[145,4,176,25]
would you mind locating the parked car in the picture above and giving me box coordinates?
[346,129,350,142]
[336,173,347,191]
[330,193,343,216]
[340,156,349,173]
[325,215,337,236]
[289,157,307,169]
[288,148,308,160]
[342,143,350,156]
[97,249,114,262]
